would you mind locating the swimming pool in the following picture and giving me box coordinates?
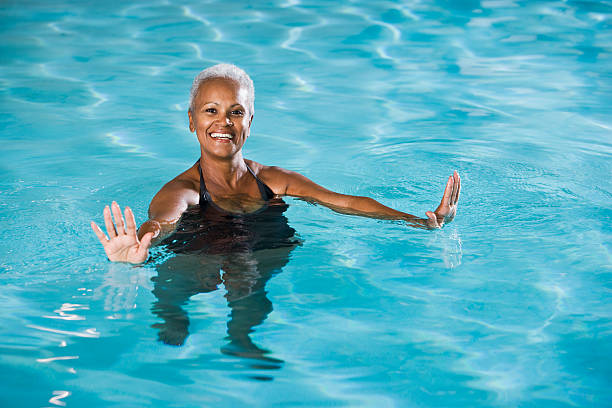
[1,0,611,406]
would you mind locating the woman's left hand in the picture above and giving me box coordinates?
[425,171,461,228]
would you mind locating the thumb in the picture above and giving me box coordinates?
[137,232,155,257]
[425,211,440,229]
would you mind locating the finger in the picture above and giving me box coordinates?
[112,201,126,235]
[426,211,440,229]
[140,231,154,249]
[427,211,439,228]
[454,171,461,204]
[443,175,453,206]
[449,172,458,205]
[91,221,109,247]
[137,232,155,259]
[124,206,137,238]
[103,205,117,238]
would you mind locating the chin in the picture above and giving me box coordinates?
[203,145,241,160]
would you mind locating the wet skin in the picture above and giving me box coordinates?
[91,77,461,264]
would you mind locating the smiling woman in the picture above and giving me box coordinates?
[90,63,461,264]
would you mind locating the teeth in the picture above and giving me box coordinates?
[210,132,233,139]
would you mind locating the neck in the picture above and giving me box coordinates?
[199,149,248,188]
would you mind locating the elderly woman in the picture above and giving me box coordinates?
[91,64,460,264]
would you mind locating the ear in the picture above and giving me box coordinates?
[246,114,253,138]
[188,110,195,133]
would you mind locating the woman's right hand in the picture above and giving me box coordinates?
[91,201,155,264]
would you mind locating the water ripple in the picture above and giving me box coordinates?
[27,325,100,339]
[1,0,611,406]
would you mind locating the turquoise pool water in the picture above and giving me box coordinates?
[1,0,611,406]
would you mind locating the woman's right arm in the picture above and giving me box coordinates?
[141,179,199,242]
[91,178,198,264]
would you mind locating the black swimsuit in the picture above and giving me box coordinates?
[159,159,298,255]
[197,160,275,213]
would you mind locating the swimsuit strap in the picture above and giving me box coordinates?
[197,160,208,207]
[197,159,275,206]
[245,163,276,201]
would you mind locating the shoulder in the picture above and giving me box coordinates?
[245,159,295,195]
[244,159,324,197]
[149,163,200,219]
[165,164,200,193]
[245,159,294,177]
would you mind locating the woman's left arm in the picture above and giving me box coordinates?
[263,167,461,229]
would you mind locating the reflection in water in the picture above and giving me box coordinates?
[95,264,153,314]
[150,204,300,367]
[441,229,463,269]
[49,390,71,407]
[427,228,463,269]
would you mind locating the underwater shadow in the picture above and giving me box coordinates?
[148,205,300,369]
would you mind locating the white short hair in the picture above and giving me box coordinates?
[189,64,254,115]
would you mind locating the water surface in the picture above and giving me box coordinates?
[1,0,611,407]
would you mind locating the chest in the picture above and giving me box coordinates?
[203,192,267,214]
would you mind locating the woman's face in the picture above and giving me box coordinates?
[188,78,252,160]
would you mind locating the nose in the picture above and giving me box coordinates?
[225,116,233,127]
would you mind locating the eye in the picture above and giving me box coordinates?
[205,107,217,114]
[231,109,244,116]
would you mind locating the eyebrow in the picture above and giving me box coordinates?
[202,102,244,108]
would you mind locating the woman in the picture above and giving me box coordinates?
[91,64,461,264]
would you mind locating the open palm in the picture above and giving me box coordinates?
[91,201,154,264]
[425,171,461,229]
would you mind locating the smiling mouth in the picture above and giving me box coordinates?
[210,132,233,140]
